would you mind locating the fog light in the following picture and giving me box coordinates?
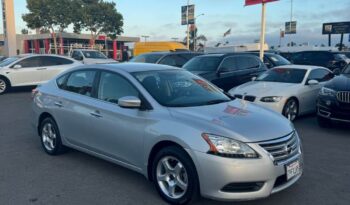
[326,100,331,106]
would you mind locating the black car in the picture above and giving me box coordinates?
[129,52,202,67]
[183,53,267,91]
[291,51,349,71]
[245,52,291,68]
[317,64,350,127]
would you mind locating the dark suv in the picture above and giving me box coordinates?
[129,52,202,67]
[317,63,350,127]
[291,51,349,71]
[246,52,291,69]
[183,53,267,91]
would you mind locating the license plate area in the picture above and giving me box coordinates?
[286,159,301,181]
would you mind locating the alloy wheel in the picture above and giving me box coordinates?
[284,100,298,121]
[41,122,57,151]
[156,156,188,199]
[0,79,6,94]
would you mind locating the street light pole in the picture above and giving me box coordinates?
[186,0,190,50]
[290,0,293,47]
[259,3,266,60]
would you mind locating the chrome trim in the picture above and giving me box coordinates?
[337,91,350,103]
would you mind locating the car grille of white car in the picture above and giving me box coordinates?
[337,91,350,103]
[259,132,299,165]
[234,94,256,102]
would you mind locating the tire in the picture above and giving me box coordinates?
[0,77,10,95]
[39,117,66,155]
[152,146,199,205]
[317,115,332,128]
[282,98,299,121]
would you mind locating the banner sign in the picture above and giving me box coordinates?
[245,0,278,6]
[322,22,350,35]
[285,21,297,34]
[181,4,195,25]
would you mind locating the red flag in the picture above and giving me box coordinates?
[245,0,278,6]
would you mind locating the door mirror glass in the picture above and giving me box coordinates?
[13,64,22,69]
[307,79,319,85]
[118,96,141,108]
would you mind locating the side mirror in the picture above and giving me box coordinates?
[74,56,83,61]
[13,64,22,69]
[307,79,319,85]
[118,96,141,108]
[251,76,257,81]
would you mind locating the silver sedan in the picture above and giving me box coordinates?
[32,63,303,204]
[229,65,334,121]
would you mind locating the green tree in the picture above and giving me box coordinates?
[21,28,29,34]
[22,0,74,54]
[73,0,124,46]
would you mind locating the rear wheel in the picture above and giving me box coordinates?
[0,77,10,95]
[282,98,299,121]
[39,117,66,155]
[152,146,199,205]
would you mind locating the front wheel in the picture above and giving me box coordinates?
[152,146,199,205]
[282,98,299,121]
[0,77,10,95]
[39,117,66,155]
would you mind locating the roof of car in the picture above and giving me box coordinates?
[100,62,181,73]
[140,51,201,55]
[273,64,328,70]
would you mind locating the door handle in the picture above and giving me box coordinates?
[54,101,63,107]
[90,111,102,118]
[37,67,47,70]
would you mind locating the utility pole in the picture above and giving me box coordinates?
[186,0,190,50]
[141,35,150,42]
[290,0,293,47]
[259,3,266,60]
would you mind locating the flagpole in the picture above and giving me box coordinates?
[259,2,266,60]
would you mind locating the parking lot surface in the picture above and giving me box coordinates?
[1,90,349,205]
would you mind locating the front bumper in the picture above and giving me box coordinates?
[193,142,303,201]
[317,96,350,123]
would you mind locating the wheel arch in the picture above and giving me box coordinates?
[0,75,11,86]
[37,112,55,135]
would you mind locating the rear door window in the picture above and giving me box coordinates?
[14,56,42,68]
[65,70,97,97]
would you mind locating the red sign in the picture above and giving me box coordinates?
[98,35,107,40]
[245,0,278,6]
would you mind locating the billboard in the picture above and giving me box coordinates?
[285,21,297,34]
[322,22,350,35]
[245,0,278,6]
[181,4,195,25]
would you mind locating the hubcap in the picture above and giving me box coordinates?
[156,156,188,199]
[285,100,298,121]
[42,123,57,151]
[0,79,6,93]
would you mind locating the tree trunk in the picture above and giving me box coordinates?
[51,27,58,54]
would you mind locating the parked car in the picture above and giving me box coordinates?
[32,63,303,204]
[129,51,202,67]
[246,52,291,69]
[290,51,350,71]
[279,52,295,61]
[334,51,350,59]
[229,65,334,121]
[0,54,81,94]
[0,56,7,62]
[317,63,350,126]
[70,49,117,64]
[183,53,267,91]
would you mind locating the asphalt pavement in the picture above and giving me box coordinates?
[1,90,349,205]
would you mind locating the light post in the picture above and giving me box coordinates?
[141,35,150,42]
[186,0,190,50]
[194,13,204,51]
[171,37,179,42]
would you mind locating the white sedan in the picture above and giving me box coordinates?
[0,54,81,94]
[229,65,334,121]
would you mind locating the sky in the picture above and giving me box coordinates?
[2,0,350,47]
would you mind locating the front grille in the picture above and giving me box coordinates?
[234,94,256,102]
[337,91,350,103]
[259,132,299,164]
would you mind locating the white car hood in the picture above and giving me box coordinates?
[230,81,297,97]
[83,58,118,64]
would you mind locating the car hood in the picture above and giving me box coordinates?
[169,100,293,143]
[83,58,118,64]
[230,81,297,97]
[325,74,350,91]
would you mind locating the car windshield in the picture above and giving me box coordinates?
[256,68,307,84]
[267,54,291,66]
[0,57,19,67]
[130,54,165,63]
[82,51,107,59]
[183,56,222,71]
[133,69,231,107]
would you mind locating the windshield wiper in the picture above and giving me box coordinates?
[204,99,230,105]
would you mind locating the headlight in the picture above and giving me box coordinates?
[260,96,282,102]
[319,87,336,97]
[202,133,259,158]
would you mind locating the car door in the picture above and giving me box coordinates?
[300,69,334,113]
[87,71,149,168]
[214,56,240,91]
[7,56,44,86]
[40,56,75,82]
[52,69,98,149]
